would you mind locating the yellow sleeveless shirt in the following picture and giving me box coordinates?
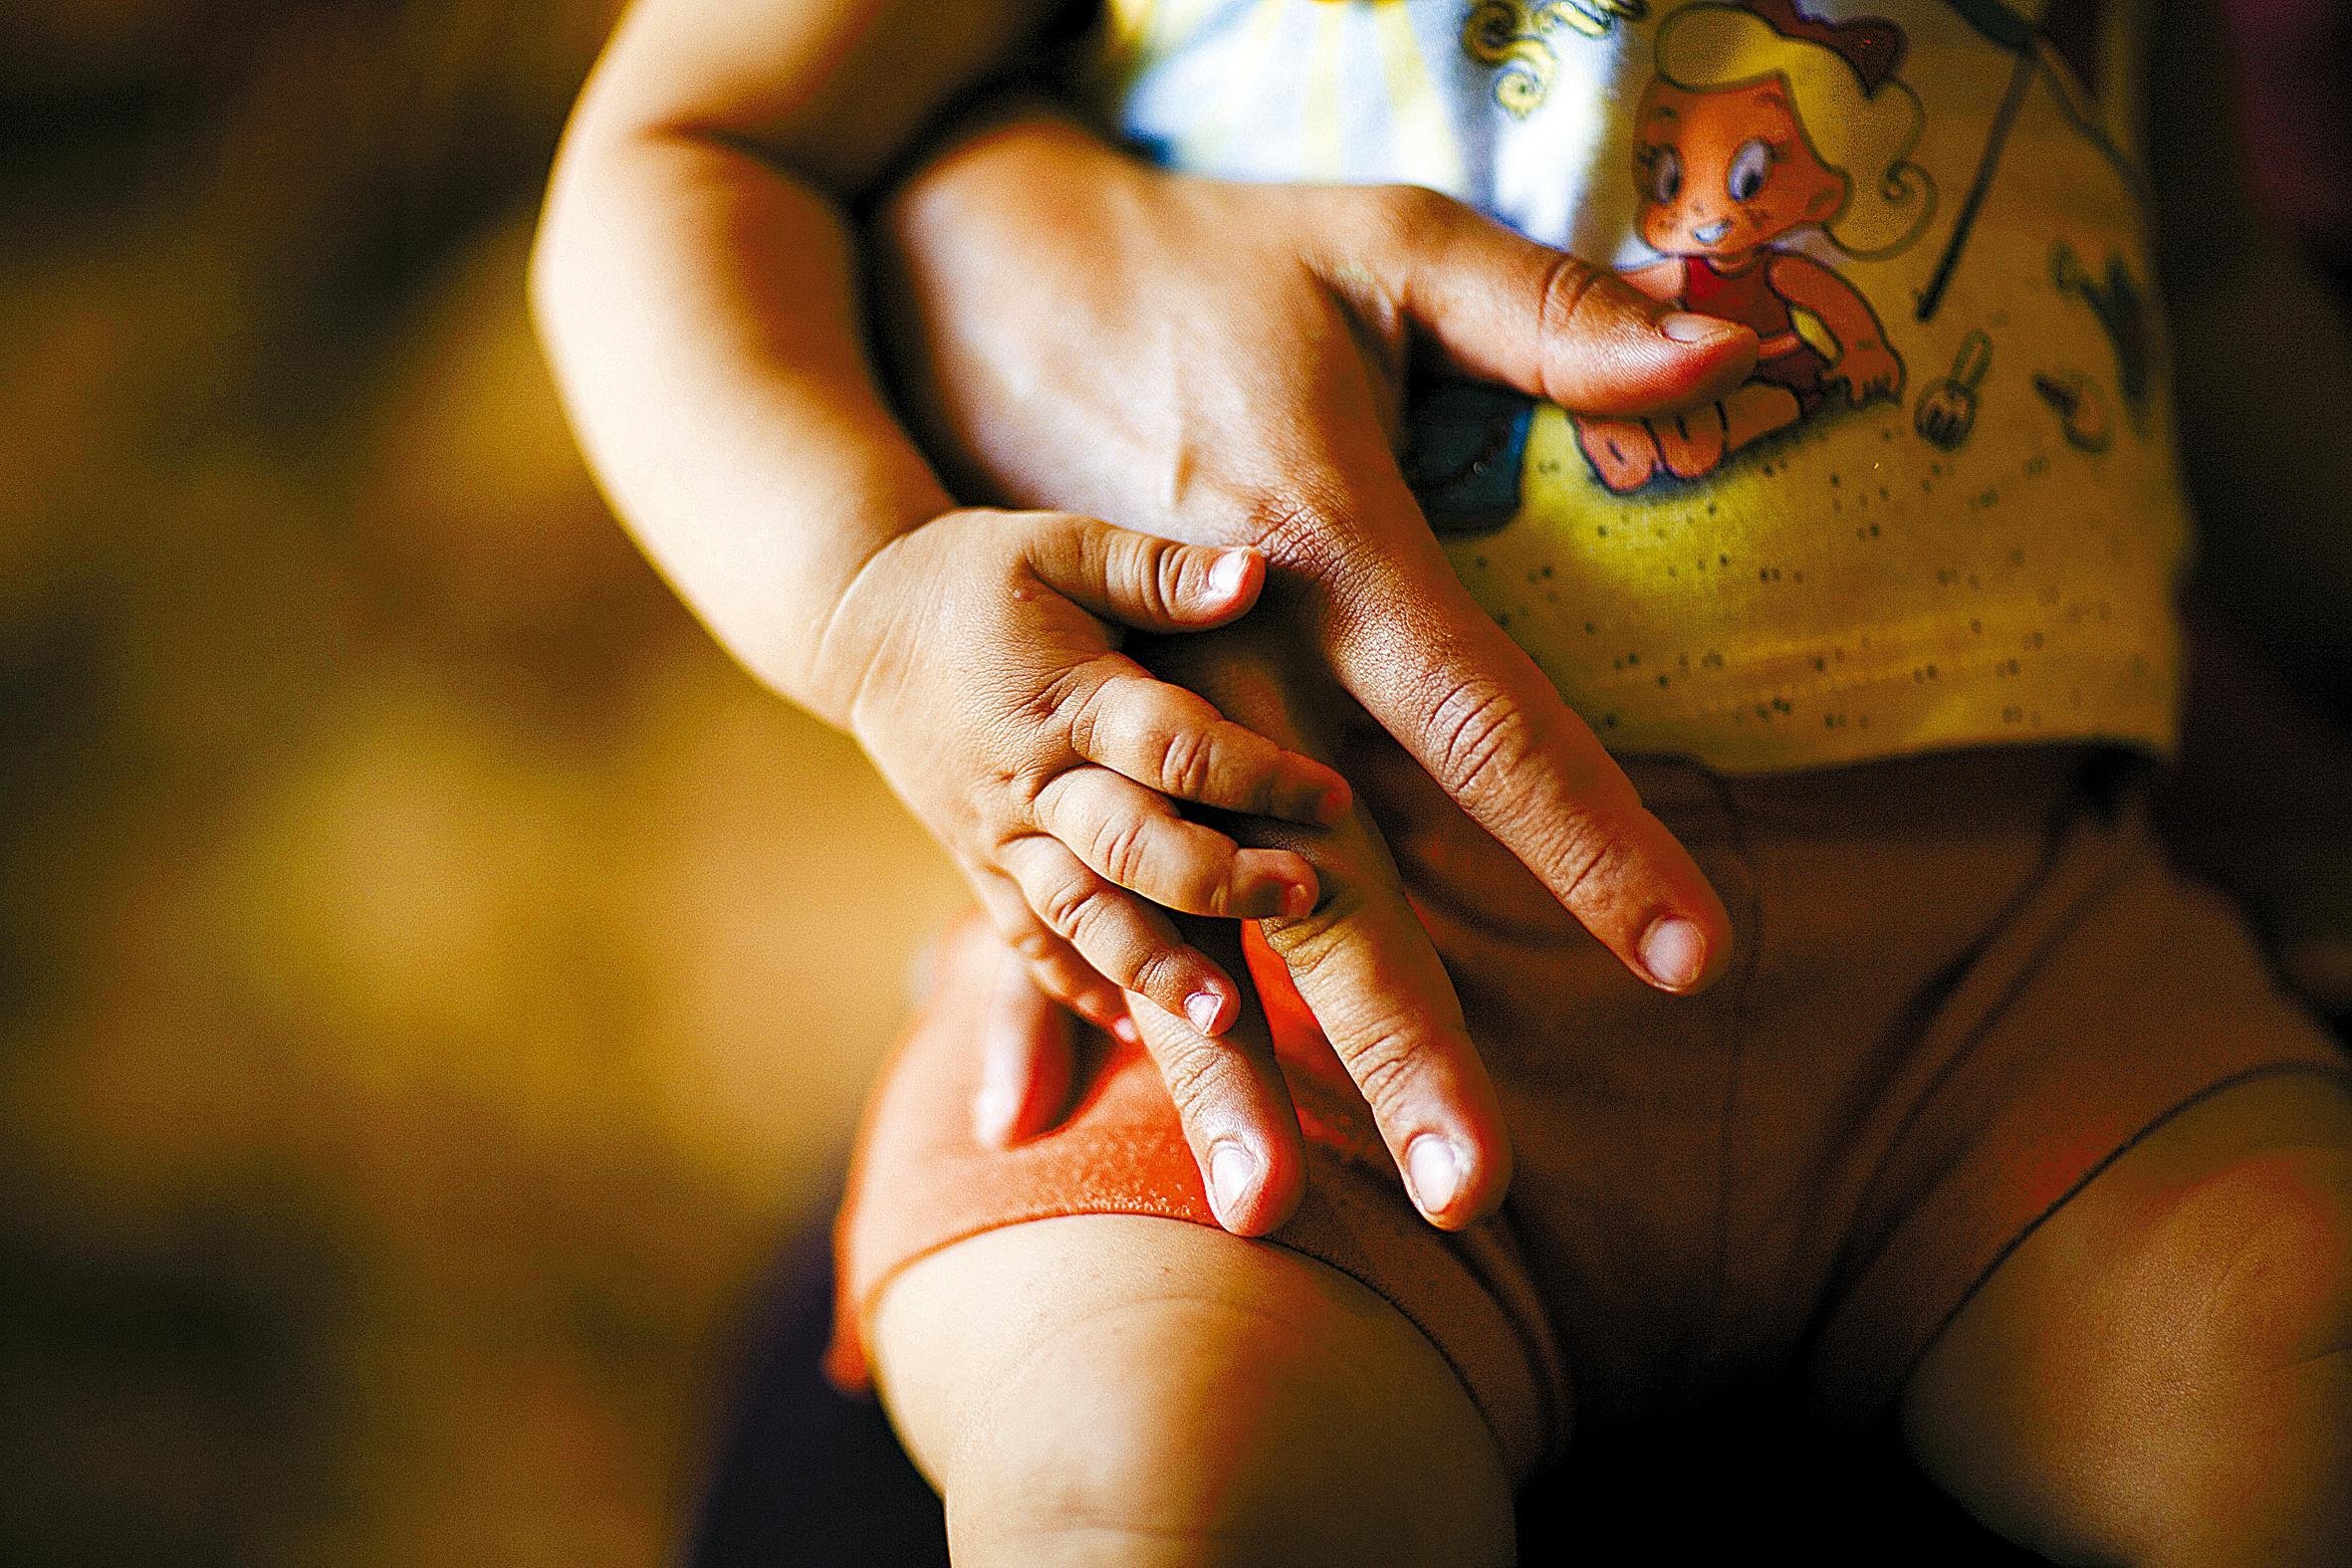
[1088,0,2187,772]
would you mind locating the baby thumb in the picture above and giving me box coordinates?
[1021,515,1267,632]
[1337,186,1759,417]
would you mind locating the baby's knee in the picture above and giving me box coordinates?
[943,1295,1450,1565]
[1909,1125,2352,1563]
[2128,1149,2352,1559]
[875,1218,1513,1567]
[2071,1145,2352,1559]
[2183,1147,2352,1375]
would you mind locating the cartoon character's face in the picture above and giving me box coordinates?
[1634,78,1847,263]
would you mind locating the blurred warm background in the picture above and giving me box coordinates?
[0,5,968,1564]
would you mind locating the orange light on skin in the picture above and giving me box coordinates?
[1634,78,1849,270]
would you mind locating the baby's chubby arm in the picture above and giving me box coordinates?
[531,1,1354,1049]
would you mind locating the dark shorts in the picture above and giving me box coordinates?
[829,747,2351,1481]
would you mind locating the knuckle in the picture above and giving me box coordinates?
[1255,896,1362,986]
[1424,676,1538,801]
[1036,871,1105,942]
[1089,810,1156,889]
[1157,724,1219,800]
[1339,1026,1426,1118]
[1240,488,1353,583]
[1030,659,1093,730]
[1012,513,1078,594]
[1154,1035,1241,1111]
[1127,944,1191,1006]
[1537,807,1628,914]
[1360,182,1451,248]
[1110,531,1170,619]
[1052,660,1124,765]
[1061,679,1106,760]
[1535,249,1606,339]
[1152,541,1198,616]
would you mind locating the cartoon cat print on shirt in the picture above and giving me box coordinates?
[1574,0,1937,492]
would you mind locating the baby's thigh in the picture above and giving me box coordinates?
[1903,1071,2352,1566]
[871,1214,1514,1567]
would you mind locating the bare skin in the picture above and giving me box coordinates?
[534,0,1761,1233]
[869,921,1514,1567]
[876,1216,1515,1568]
[1906,1072,2352,1565]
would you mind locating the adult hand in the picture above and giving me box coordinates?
[875,110,1756,1233]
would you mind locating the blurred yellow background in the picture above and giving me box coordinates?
[1,5,967,1563]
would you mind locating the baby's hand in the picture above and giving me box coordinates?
[875,114,1754,1232]
[811,508,1351,1039]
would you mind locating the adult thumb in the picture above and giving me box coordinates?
[1326,184,1758,417]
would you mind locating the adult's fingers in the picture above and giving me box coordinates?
[1124,914,1308,1236]
[1285,458,1734,995]
[1150,630,1515,1229]
[1254,806,1515,1228]
[1317,183,1759,417]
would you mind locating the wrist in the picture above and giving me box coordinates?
[786,496,969,733]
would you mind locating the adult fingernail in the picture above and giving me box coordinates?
[973,1080,1020,1146]
[1208,1142,1264,1226]
[1184,989,1225,1034]
[1640,915,1708,991]
[1207,550,1253,601]
[1406,1134,1465,1218]
[1661,311,1745,345]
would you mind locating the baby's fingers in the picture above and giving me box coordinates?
[1072,662,1350,826]
[998,833,1244,1033]
[1020,515,1268,633]
[1036,765,1319,920]
[971,869,1135,1045]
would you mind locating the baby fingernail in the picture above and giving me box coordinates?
[1206,550,1253,601]
[1208,1142,1264,1226]
[1406,1135,1465,1218]
[1112,1013,1141,1046]
[1640,915,1708,991]
[1281,881,1315,919]
[1184,989,1225,1034]
[1661,311,1744,345]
